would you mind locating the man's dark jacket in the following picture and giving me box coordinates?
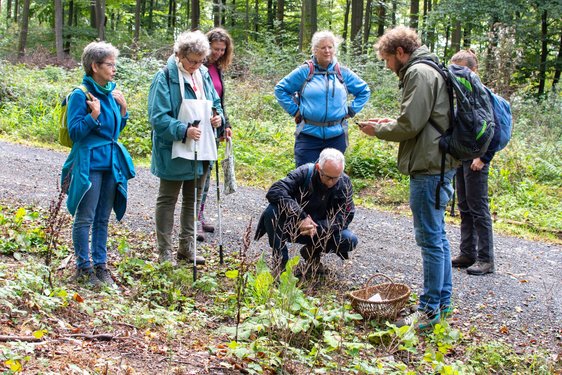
[254,163,355,240]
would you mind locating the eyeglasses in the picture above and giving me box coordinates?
[100,62,116,69]
[319,169,341,183]
[183,56,206,66]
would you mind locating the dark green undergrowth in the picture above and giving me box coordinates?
[0,54,560,240]
[0,204,557,374]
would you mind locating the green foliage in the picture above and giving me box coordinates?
[465,341,555,374]
[0,206,52,257]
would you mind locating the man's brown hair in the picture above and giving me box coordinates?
[374,26,421,57]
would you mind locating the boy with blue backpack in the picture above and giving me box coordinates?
[449,49,513,276]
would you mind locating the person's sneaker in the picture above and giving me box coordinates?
[395,310,440,330]
[466,261,495,275]
[440,305,454,320]
[74,267,102,287]
[451,254,476,268]
[94,265,115,285]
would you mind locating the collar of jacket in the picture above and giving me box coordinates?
[398,45,439,83]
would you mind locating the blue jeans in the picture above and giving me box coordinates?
[409,170,455,315]
[261,203,358,263]
[294,133,347,167]
[72,170,117,270]
[457,161,494,262]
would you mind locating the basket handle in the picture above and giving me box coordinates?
[364,273,395,288]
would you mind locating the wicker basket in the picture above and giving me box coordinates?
[348,274,411,321]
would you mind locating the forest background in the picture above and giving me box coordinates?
[0,0,561,374]
[0,0,561,237]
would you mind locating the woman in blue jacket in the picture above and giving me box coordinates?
[274,30,371,167]
[148,31,224,264]
[61,41,135,287]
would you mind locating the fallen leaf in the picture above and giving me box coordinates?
[73,293,84,303]
[499,326,509,334]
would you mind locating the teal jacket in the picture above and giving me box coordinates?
[61,135,135,221]
[62,76,135,220]
[148,55,224,180]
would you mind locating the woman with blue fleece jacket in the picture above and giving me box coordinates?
[275,30,370,166]
[61,41,135,287]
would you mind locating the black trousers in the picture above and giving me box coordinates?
[456,161,494,263]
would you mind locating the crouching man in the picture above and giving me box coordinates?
[254,148,358,276]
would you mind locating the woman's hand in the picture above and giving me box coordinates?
[220,127,233,141]
[86,94,101,120]
[210,114,222,128]
[187,125,202,141]
[113,89,127,116]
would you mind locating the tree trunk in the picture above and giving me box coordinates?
[276,0,284,29]
[6,0,11,21]
[64,0,74,54]
[463,24,471,48]
[443,24,450,60]
[300,0,317,52]
[409,0,418,30]
[244,0,249,39]
[231,0,236,27]
[213,0,221,27]
[538,9,548,96]
[363,0,372,46]
[426,0,435,51]
[54,0,64,60]
[377,0,385,37]
[451,20,461,53]
[391,0,396,27]
[191,0,199,30]
[148,0,154,33]
[134,0,141,43]
[267,0,273,30]
[15,0,19,22]
[17,0,30,58]
[342,0,350,50]
[351,0,363,53]
[552,26,562,91]
[253,0,258,36]
[95,0,106,40]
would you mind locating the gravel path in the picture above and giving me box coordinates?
[1,140,560,354]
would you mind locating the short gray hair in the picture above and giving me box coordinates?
[311,30,340,55]
[174,30,210,58]
[81,41,119,76]
[318,148,345,170]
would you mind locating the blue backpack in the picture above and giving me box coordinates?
[485,88,512,152]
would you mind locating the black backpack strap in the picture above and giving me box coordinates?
[301,163,315,192]
[411,59,455,210]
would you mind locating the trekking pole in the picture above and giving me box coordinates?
[214,128,224,264]
[192,120,201,281]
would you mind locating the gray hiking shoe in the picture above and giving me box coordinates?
[94,265,115,285]
[75,267,102,287]
[466,261,495,275]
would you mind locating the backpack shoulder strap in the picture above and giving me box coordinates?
[301,163,315,191]
[297,60,315,106]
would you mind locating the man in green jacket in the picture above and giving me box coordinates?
[359,26,458,329]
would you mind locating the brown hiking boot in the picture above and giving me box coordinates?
[466,261,495,275]
[178,239,206,265]
[451,254,475,268]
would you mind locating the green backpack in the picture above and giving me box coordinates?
[59,85,89,148]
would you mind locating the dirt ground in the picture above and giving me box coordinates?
[1,140,560,373]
